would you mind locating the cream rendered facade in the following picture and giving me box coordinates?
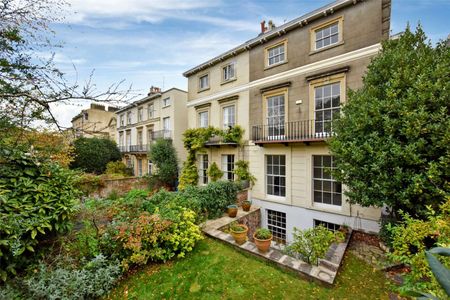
[71,104,118,140]
[116,88,187,177]
[184,0,391,240]
[185,52,250,184]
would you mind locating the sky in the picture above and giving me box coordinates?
[50,0,450,127]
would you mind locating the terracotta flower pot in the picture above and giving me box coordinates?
[253,233,273,253]
[242,201,251,212]
[227,206,238,217]
[230,224,248,245]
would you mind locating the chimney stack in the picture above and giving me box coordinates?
[268,20,275,31]
[260,20,267,34]
[148,86,161,96]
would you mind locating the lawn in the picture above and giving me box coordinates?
[106,237,391,299]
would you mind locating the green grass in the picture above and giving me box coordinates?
[106,238,390,300]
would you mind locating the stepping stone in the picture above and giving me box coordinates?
[269,250,283,261]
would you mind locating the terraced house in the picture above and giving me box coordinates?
[116,87,188,177]
[184,0,391,242]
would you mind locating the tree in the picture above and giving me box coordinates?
[329,26,450,219]
[70,137,121,174]
[148,138,179,189]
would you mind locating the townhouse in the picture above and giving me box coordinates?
[183,0,391,242]
[71,103,118,140]
[116,86,188,177]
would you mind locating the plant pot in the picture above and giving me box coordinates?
[227,206,238,218]
[253,233,272,253]
[231,224,248,245]
[242,201,251,212]
[240,180,250,189]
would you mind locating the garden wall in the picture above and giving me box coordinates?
[90,177,148,198]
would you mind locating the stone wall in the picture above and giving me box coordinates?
[236,189,248,206]
[219,207,261,242]
[90,177,148,198]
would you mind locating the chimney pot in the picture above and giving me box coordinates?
[260,20,266,33]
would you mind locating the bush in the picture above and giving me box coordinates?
[284,225,339,265]
[70,137,121,174]
[74,173,105,195]
[0,148,81,281]
[255,228,272,240]
[387,199,450,298]
[148,138,179,189]
[234,160,256,187]
[207,162,224,182]
[105,161,133,177]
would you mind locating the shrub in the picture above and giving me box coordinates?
[207,162,224,182]
[105,161,133,177]
[0,148,81,281]
[387,199,450,298]
[148,138,179,189]
[234,160,256,187]
[284,225,339,265]
[70,137,121,174]
[255,228,272,240]
[74,173,105,195]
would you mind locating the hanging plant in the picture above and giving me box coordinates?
[207,162,224,182]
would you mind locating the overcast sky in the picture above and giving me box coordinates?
[50,0,450,127]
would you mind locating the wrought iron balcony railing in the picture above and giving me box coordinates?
[251,120,333,144]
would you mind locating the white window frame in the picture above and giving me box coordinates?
[163,97,171,107]
[222,63,235,82]
[147,103,155,119]
[314,219,340,231]
[312,155,342,207]
[198,111,209,128]
[314,22,339,50]
[126,111,132,125]
[138,107,143,122]
[314,82,340,137]
[137,159,143,177]
[267,209,286,244]
[199,74,209,91]
[221,154,235,181]
[266,155,286,198]
[266,94,285,139]
[120,114,124,126]
[266,40,287,67]
[222,105,236,129]
[163,117,171,130]
[148,160,153,175]
[198,154,209,185]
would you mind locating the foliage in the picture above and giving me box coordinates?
[229,222,246,233]
[74,173,105,196]
[328,26,450,219]
[387,199,450,299]
[234,160,257,187]
[254,228,272,240]
[105,161,133,177]
[179,125,243,189]
[284,225,339,265]
[10,255,122,300]
[70,137,121,174]
[207,162,224,182]
[148,138,179,189]
[426,247,450,297]
[0,147,81,281]
[107,238,391,299]
[222,125,244,144]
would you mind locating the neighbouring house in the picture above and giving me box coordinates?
[183,42,250,185]
[183,0,391,242]
[71,103,119,140]
[115,86,188,177]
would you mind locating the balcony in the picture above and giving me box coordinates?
[251,120,333,145]
[204,135,238,148]
[151,130,172,140]
[119,144,150,153]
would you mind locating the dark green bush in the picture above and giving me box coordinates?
[0,148,81,281]
[148,138,179,189]
[70,137,121,174]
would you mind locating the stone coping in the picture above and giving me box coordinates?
[201,207,352,286]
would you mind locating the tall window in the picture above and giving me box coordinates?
[267,210,286,243]
[221,154,235,181]
[266,155,286,197]
[313,155,342,206]
[163,117,171,130]
[126,131,131,149]
[267,94,285,137]
[267,43,285,66]
[315,22,339,50]
[138,107,143,122]
[126,112,132,125]
[120,114,124,126]
[223,105,235,129]
[222,63,235,81]
[148,160,153,175]
[314,82,340,135]
[198,154,209,185]
[147,128,153,143]
[119,132,124,146]
[199,74,209,90]
[137,130,143,146]
[163,97,171,107]
[148,103,154,118]
[137,159,143,177]
[198,111,208,128]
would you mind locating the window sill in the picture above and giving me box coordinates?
[264,60,288,71]
[198,87,210,93]
[162,105,171,109]
[265,194,287,202]
[313,202,343,212]
[220,78,237,85]
[309,41,344,56]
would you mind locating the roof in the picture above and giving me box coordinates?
[115,87,187,114]
[183,0,362,77]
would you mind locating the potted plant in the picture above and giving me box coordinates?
[227,204,238,217]
[230,221,248,245]
[207,162,224,182]
[253,228,273,253]
[242,200,251,212]
[233,160,256,189]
